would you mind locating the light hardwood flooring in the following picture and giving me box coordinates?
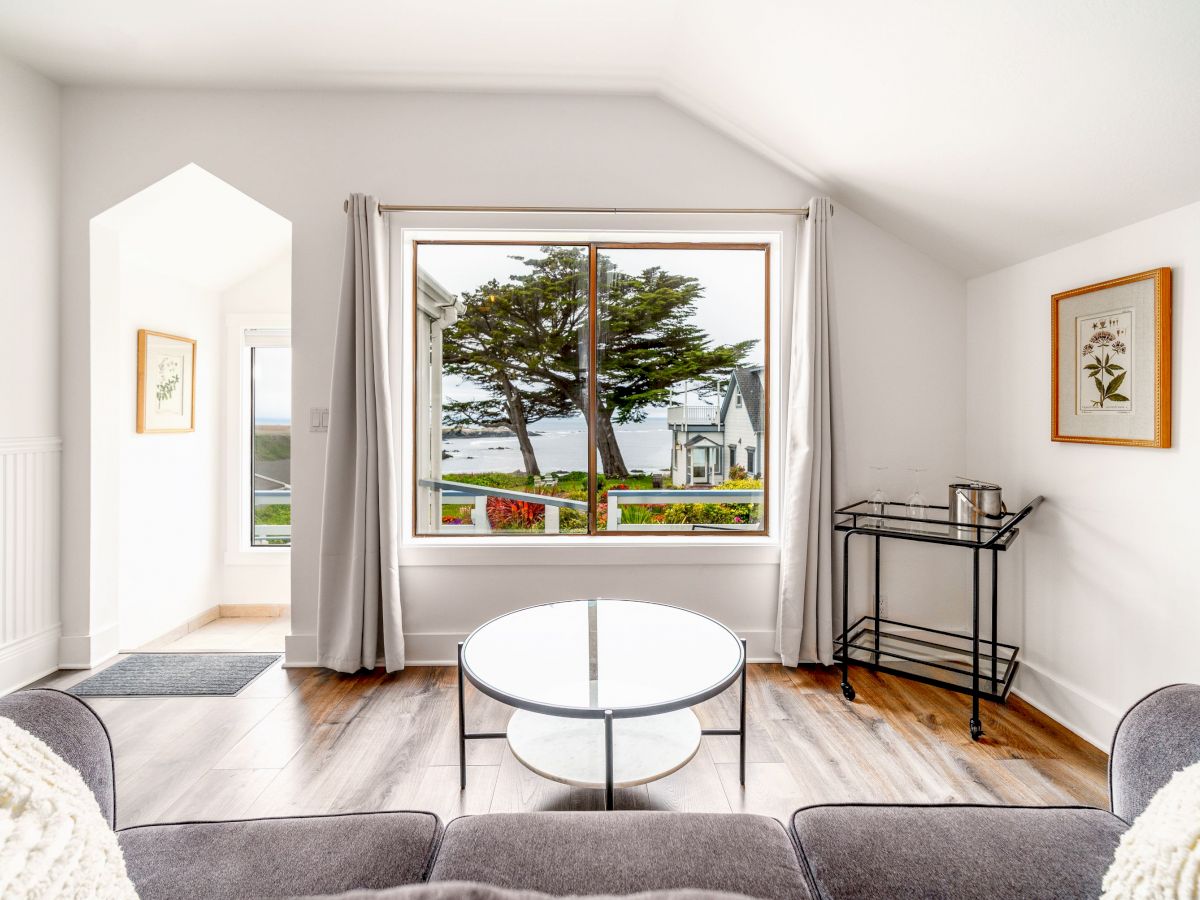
[34,630,1109,829]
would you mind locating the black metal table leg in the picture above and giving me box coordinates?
[457,641,467,788]
[991,549,999,694]
[970,551,983,741]
[739,639,747,786]
[840,533,855,701]
[873,534,881,665]
[604,709,615,810]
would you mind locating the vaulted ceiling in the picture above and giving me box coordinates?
[2,0,1198,275]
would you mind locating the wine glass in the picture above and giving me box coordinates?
[868,465,888,527]
[906,467,928,517]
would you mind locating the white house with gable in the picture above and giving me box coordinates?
[666,367,764,487]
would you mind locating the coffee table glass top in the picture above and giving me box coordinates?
[460,599,744,718]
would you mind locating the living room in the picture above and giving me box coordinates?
[0,3,1198,898]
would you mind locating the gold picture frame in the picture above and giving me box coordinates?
[1051,268,1171,447]
[137,329,197,434]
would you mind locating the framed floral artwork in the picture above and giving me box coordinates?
[137,329,196,433]
[1052,268,1171,447]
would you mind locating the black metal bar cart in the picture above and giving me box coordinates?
[833,496,1044,740]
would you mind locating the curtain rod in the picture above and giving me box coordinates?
[342,201,810,218]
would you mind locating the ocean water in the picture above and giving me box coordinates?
[441,415,672,475]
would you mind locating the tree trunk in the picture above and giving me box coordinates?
[505,393,541,477]
[595,413,629,478]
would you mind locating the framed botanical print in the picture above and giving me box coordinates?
[1052,268,1171,447]
[137,329,196,433]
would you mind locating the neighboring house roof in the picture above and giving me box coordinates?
[683,433,723,448]
[719,367,764,434]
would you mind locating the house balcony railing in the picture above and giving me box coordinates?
[666,405,719,426]
[419,478,762,533]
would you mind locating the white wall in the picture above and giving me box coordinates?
[0,54,62,690]
[57,88,968,667]
[116,262,222,649]
[0,54,59,439]
[966,199,1200,747]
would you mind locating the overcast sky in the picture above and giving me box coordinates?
[418,244,766,409]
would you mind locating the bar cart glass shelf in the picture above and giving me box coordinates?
[833,496,1043,741]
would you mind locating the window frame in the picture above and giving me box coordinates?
[404,233,774,541]
[223,313,292,564]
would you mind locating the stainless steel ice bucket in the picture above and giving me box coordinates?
[949,481,1006,538]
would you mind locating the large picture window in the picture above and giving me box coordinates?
[412,240,769,537]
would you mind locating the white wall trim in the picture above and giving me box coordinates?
[0,436,63,454]
[0,625,61,694]
[399,542,780,567]
[283,628,778,668]
[1012,658,1120,751]
[58,624,120,670]
[0,437,62,690]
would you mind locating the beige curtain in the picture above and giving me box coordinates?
[776,197,835,666]
[317,194,404,672]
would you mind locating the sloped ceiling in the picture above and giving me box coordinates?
[2,0,1199,275]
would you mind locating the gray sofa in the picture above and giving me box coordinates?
[3,683,1198,900]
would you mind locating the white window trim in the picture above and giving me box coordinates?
[224,312,292,566]
[390,223,785,564]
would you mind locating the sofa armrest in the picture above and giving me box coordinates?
[0,688,116,828]
[1109,683,1200,822]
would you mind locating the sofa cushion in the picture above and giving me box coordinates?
[0,688,116,828]
[792,803,1127,900]
[429,812,811,900]
[311,882,757,899]
[119,810,441,899]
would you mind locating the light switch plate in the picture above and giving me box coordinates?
[310,407,329,433]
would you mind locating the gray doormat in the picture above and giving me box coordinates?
[68,653,281,697]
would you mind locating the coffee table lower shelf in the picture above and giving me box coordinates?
[833,616,1020,703]
[507,709,702,789]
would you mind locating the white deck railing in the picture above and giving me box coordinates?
[607,488,763,531]
[421,478,762,533]
[419,478,587,534]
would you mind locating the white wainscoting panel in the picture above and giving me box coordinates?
[0,437,61,693]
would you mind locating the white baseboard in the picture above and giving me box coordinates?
[283,629,780,668]
[1012,659,1120,751]
[0,626,62,694]
[58,624,120,670]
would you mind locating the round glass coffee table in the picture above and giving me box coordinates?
[457,598,747,809]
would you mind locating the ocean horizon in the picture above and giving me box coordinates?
[441,414,672,475]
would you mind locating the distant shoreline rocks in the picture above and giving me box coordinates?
[442,425,541,439]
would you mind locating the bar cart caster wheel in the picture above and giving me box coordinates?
[841,683,856,701]
[970,719,983,741]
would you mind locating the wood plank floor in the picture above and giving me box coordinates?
[34,659,1109,829]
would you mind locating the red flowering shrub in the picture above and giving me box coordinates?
[487,496,545,530]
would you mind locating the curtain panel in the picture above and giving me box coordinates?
[317,193,405,672]
[776,197,835,666]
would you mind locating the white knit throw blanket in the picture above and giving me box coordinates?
[1103,759,1200,899]
[0,715,137,899]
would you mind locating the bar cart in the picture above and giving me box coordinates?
[833,495,1044,740]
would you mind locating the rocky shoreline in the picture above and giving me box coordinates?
[442,425,540,439]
